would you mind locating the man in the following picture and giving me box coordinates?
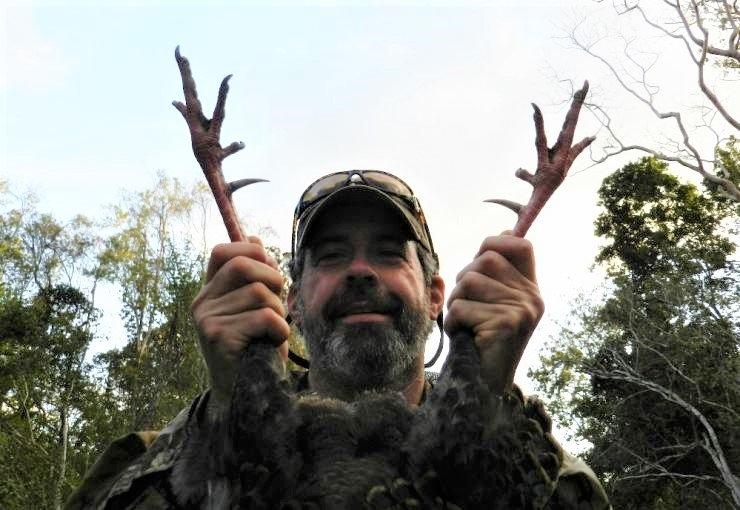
[66,170,610,509]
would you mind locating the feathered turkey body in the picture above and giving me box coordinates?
[171,331,562,509]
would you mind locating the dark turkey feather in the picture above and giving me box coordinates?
[172,332,563,509]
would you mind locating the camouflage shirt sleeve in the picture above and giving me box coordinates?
[514,387,612,510]
[63,394,206,510]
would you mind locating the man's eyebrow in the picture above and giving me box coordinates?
[308,234,346,247]
[376,234,410,244]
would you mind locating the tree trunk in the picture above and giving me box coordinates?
[53,402,69,510]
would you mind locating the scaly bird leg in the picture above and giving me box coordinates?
[487,81,595,237]
[172,46,266,242]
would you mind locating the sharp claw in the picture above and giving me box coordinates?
[484,199,524,216]
[175,45,181,59]
[575,81,589,102]
[228,178,269,195]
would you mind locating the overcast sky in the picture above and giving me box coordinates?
[3,1,736,448]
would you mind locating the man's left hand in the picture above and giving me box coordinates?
[444,233,544,394]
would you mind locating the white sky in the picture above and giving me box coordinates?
[3,1,737,449]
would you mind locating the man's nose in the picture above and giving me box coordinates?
[346,254,378,283]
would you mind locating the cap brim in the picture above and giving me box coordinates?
[295,185,426,254]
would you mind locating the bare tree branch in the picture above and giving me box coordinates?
[567,6,740,201]
[585,355,740,505]
[692,1,740,130]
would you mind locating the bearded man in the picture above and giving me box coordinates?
[65,170,609,509]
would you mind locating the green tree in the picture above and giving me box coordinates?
[531,157,739,508]
[0,174,300,508]
[96,240,208,432]
[95,174,211,431]
[0,186,105,509]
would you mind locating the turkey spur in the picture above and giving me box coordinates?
[171,329,563,509]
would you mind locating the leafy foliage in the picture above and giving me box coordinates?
[0,198,101,509]
[0,175,299,509]
[531,156,739,508]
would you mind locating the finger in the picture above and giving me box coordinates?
[246,235,264,247]
[174,46,208,126]
[206,241,270,281]
[532,103,548,163]
[474,236,537,283]
[212,74,232,136]
[444,299,513,339]
[448,270,520,307]
[554,80,589,157]
[445,299,541,342]
[208,255,285,297]
[204,281,286,318]
[200,308,291,348]
[242,237,280,270]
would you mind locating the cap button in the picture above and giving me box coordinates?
[349,173,363,184]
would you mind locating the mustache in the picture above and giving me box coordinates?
[323,283,402,320]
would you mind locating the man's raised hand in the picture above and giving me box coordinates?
[191,237,291,412]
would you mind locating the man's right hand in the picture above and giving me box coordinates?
[191,236,291,412]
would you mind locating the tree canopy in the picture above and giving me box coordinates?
[531,156,739,508]
[0,176,303,509]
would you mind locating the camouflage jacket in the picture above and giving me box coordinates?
[65,374,611,509]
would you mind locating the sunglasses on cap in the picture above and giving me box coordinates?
[291,170,436,258]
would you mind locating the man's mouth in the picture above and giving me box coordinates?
[340,311,391,324]
[332,302,395,324]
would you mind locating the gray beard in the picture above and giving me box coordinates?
[296,288,433,396]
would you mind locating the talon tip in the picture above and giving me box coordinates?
[484,199,525,215]
[228,178,269,193]
[175,45,181,59]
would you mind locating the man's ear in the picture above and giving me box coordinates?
[428,275,445,320]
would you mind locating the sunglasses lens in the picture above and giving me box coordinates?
[362,171,414,197]
[301,173,350,203]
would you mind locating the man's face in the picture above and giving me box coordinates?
[289,197,442,394]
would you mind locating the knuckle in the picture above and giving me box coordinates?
[190,290,206,317]
[457,271,483,294]
[210,243,230,261]
[229,255,255,277]
[447,300,466,319]
[248,281,273,303]
[199,317,224,344]
[478,251,502,271]
[517,238,534,257]
[528,292,545,320]
[479,236,497,252]
[256,306,278,324]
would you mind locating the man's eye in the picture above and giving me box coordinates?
[379,249,405,260]
[316,251,345,263]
